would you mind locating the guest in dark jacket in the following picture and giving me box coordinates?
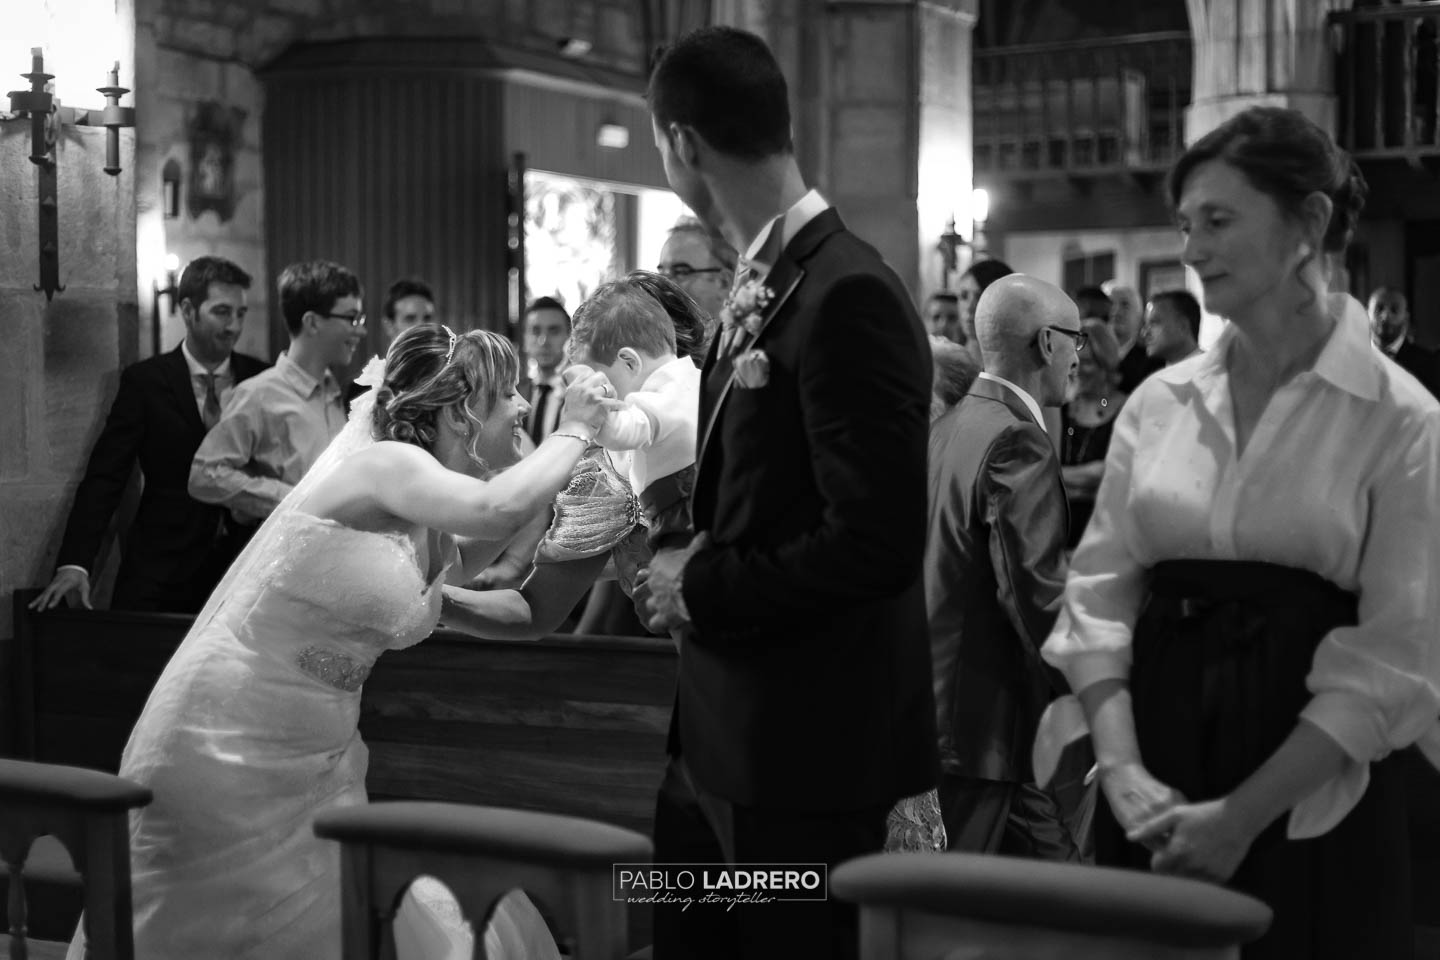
[1369,286,1440,398]
[29,257,268,613]
[926,274,1081,859]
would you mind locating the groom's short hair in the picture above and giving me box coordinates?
[648,26,792,161]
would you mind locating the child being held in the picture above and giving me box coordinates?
[566,276,702,551]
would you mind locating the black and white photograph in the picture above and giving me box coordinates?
[3,1,1440,958]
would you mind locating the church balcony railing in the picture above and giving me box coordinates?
[1332,2,1440,160]
[973,31,1192,181]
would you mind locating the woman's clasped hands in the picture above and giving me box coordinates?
[1106,762,1260,884]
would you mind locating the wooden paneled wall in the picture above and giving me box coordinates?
[261,39,669,366]
[264,66,509,358]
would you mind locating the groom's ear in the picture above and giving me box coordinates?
[670,123,701,168]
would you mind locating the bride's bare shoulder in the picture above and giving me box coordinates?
[348,440,431,471]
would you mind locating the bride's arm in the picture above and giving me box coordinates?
[365,370,614,540]
[441,552,609,640]
[453,508,552,586]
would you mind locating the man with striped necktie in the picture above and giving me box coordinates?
[30,257,269,613]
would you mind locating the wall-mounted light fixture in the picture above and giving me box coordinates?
[937,215,969,289]
[4,47,136,300]
[936,188,993,288]
[151,252,181,356]
[596,122,629,149]
[162,157,182,219]
[971,187,990,256]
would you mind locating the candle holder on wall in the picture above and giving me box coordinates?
[4,47,136,301]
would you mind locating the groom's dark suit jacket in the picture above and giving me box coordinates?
[54,345,269,612]
[925,377,1069,784]
[676,207,939,812]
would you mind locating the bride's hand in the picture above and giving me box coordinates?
[558,365,621,430]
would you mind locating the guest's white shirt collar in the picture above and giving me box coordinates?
[976,371,1046,432]
[526,359,565,387]
[181,339,231,379]
[1162,293,1380,402]
[742,189,829,275]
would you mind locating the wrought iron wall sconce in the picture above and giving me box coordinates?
[937,215,971,290]
[936,189,991,289]
[5,48,136,300]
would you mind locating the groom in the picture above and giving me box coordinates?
[636,26,937,960]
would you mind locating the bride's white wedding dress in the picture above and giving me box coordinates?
[67,509,557,959]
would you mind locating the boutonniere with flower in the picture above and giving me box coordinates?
[719,276,775,337]
[732,348,771,389]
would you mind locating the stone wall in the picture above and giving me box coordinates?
[0,0,138,749]
[138,26,269,359]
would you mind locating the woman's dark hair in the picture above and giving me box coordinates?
[621,270,712,363]
[961,258,1015,296]
[1168,106,1367,254]
[648,26,793,161]
[373,324,519,468]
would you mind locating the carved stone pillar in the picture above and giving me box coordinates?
[1185,0,1357,142]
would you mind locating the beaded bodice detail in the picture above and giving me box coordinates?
[219,511,445,692]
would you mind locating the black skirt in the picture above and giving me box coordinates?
[1093,559,1411,959]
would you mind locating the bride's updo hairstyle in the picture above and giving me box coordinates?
[1168,106,1368,259]
[372,324,519,465]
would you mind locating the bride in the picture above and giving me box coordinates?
[68,324,618,959]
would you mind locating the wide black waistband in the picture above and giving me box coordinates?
[1148,559,1357,615]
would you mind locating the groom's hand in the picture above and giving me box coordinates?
[638,533,709,632]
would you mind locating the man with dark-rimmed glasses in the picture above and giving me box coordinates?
[656,215,737,330]
[190,260,361,525]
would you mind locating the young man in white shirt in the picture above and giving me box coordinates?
[189,260,362,523]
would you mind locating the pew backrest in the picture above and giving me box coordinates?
[9,590,677,837]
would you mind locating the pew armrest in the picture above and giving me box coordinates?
[830,853,1272,949]
[314,801,653,867]
[0,758,152,812]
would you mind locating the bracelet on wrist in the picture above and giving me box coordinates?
[550,431,594,446]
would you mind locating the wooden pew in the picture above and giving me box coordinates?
[6,590,676,944]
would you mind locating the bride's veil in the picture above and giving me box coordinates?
[180,355,387,647]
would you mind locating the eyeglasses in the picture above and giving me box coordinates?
[321,311,367,327]
[657,263,725,281]
[1046,325,1089,352]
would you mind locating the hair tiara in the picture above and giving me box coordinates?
[442,324,458,364]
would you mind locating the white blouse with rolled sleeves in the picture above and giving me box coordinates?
[1041,293,1440,838]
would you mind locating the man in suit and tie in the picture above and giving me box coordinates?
[926,274,1082,860]
[29,256,268,613]
[518,297,570,445]
[1369,286,1440,398]
[637,26,937,960]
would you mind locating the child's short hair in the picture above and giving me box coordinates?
[569,278,678,364]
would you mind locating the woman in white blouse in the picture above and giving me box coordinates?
[1042,106,1440,958]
